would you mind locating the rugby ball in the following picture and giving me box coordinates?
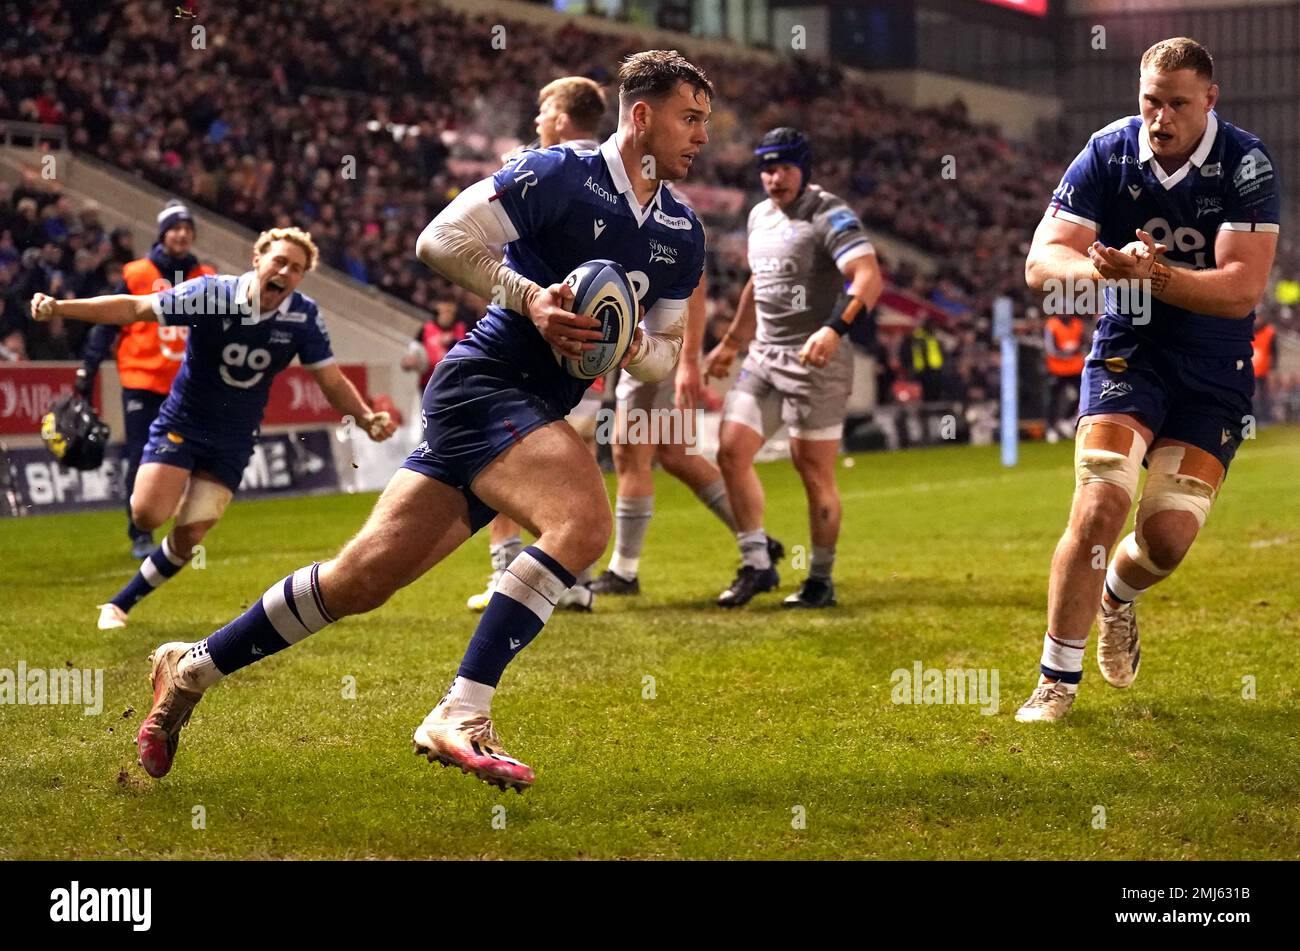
[558,259,638,380]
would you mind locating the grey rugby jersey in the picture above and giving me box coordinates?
[746,184,873,346]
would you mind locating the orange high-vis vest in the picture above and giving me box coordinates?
[1252,323,1276,378]
[116,257,216,394]
[1045,316,1085,377]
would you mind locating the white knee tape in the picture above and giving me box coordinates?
[1120,531,1171,578]
[1135,446,1216,532]
[1074,418,1148,501]
[175,479,233,526]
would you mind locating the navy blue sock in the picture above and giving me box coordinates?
[110,536,188,612]
[457,546,574,688]
[205,563,335,674]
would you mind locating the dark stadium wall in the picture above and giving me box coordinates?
[767,0,1064,138]
[1060,0,1300,226]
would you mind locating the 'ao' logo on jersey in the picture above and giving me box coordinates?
[1143,216,1208,267]
[220,343,271,389]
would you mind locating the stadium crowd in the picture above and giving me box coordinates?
[2,0,1297,420]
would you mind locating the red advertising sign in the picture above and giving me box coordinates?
[0,364,98,435]
[262,365,368,425]
[974,0,1048,16]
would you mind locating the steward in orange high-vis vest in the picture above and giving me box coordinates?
[1043,314,1086,441]
[1252,314,1279,426]
[77,200,215,555]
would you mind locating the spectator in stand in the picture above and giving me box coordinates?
[78,200,217,558]
[0,0,1070,366]
[399,299,468,393]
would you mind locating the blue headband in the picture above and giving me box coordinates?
[754,140,812,197]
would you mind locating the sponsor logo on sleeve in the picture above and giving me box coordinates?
[1233,148,1274,197]
[511,158,539,199]
[826,208,862,236]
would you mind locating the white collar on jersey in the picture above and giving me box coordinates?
[1139,110,1218,190]
[600,133,664,228]
[237,270,292,324]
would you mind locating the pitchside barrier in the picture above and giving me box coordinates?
[0,362,387,517]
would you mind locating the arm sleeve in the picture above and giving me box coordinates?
[813,197,874,273]
[1045,139,1105,233]
[625,297,687,383]
[415,148,570,314]
[80,322,120,376]
[1221,142,1281,234]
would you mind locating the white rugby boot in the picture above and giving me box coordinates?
[97,602,128,631]
[413,704,535,793]
[1097,600,1141,688]
[1014,678,1077,723]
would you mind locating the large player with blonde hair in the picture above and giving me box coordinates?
[1016,37,1279,721]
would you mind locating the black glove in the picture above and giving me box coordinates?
[74,368,94,397]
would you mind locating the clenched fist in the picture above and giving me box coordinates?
[30,293,57,322]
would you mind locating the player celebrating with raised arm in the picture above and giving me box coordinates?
[30,228,396,632]
[129,50,712,791]
[705,128,882,608]
[1015,38,1279,722]
[468,75,607,614]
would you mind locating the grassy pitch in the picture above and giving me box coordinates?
[2,427,1298,860]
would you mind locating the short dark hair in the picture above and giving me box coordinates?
[1141,37,1214,82]
[618,49,713,112]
